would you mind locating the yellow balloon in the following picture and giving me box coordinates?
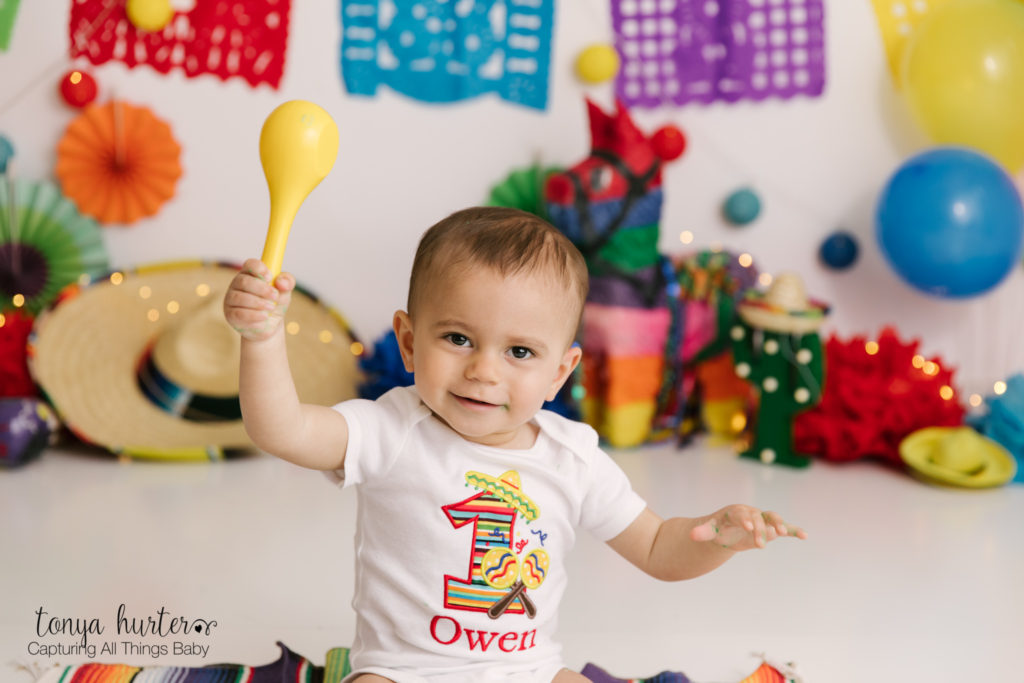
[259,101,339,277]
[126,0,174,32]
[576,44,620,84]
[901,0,1024,172]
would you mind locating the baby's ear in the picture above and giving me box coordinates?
[392,310,415,373]
[547,343,582,402]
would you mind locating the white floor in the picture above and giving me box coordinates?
[1,439,1021,683]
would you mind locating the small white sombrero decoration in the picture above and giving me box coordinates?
[900,426,1016,488]
[29,261,363,460]
[465,470,540,521]
[738,272,830,335]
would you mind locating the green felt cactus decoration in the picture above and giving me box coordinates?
[730,273,828,468]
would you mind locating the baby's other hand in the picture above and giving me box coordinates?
[223,258,294,342]
[690,505,807,551]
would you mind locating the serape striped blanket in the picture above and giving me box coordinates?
[36,642,350,683]
[33,642,796,682]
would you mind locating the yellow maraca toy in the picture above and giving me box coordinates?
[259,100,339,278]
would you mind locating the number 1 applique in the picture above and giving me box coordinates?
[441,470,549,618]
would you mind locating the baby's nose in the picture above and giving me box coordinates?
[466,352,501,383]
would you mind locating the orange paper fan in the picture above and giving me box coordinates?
[56,101,182,225]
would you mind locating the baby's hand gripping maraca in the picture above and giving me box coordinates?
[224,259,294,342]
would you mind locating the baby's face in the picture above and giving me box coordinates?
[393,266,581,449]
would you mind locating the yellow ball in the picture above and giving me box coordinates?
[576,44,620,84]
[126,0,175,33]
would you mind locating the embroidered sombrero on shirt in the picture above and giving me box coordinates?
[29,261,362,460]
[899,426,1016,488]
[465,470,540,521]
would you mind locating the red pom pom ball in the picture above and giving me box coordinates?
[651,125,686,161]
[59,70,98,109]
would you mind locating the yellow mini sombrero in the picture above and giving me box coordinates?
[465,470,540,521]
[738,272,830,335]
[29,261,362,460]
[899,426,1017,488]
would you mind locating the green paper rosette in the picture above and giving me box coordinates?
[0,179,108,314]
[486,163,563,221]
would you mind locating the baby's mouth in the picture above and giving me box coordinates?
[453,393,502,408]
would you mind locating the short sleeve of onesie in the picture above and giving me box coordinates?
[534,411,647,541]
[325,387,430,487]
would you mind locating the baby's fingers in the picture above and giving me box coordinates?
[762,511,808,540]
[230,267,279,301]
[240,258,272,282]
[273,271,296,295]
[750,510,768,548]
[224,288,276,313]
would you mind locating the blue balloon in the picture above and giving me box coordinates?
[876,147,1024,298]
[820,231,859,270]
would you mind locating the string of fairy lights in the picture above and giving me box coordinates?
[0,270,365,357]
[105,270,365,357]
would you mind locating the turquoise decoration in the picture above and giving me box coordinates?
[819,230,859,270]
[722,187,761,225]
[973,373,1024,484]
[0,134,13,173]
[341,0,554,109]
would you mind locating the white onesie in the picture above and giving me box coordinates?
[328,386,647,682]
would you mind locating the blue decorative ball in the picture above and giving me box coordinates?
[723,187,761,225]
[0,135,14,174]
[819,231,859,270]
[877,147,1024,298]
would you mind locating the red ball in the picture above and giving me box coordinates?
[59,70,98,109]
[652,125,686,161]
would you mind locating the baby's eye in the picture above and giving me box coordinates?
[509,346,534,360]
[445,333,470,347]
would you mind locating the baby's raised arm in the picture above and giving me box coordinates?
[224,258,350,471]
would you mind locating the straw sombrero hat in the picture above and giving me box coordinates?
[899,426,1016,488]
[29,261,362,460]
[465,470,540,521]
[738,272,830,335]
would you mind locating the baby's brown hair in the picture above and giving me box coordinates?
[407,207,589,333]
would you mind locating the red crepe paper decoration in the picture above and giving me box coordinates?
[68,0,291,89]
[793,327,965,466]
[55,101,182,225]
[0,310,36,398]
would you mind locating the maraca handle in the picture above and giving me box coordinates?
[488,581,536,620]
[261,204,295,278]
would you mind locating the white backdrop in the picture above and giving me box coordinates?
[2,0,1022,399]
